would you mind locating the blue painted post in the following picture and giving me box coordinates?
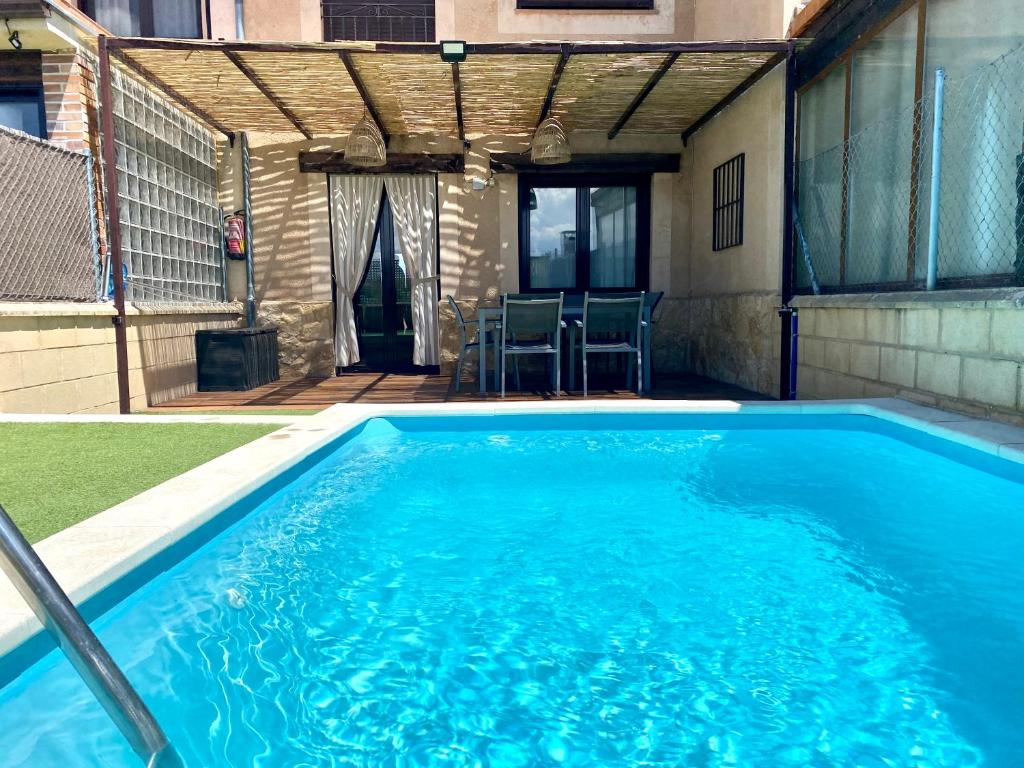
[926,67,946,291]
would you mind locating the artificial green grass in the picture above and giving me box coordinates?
[0,422,281,543]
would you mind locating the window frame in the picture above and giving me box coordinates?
[517,0,655,9]
[0,84,47,140]
[712,153,745,252]
[517,173,651,294]
[321,1,437,42]
[77,0,209,38]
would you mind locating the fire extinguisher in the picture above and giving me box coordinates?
[224,211,247,260]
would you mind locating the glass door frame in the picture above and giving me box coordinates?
[517,173,651,293]
[334,189,419,374]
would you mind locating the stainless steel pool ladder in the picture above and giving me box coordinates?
[0,504,184,768]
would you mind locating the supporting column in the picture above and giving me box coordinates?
[97,36,131,414]
[779,41,797,401]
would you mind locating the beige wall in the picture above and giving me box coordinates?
[0,304,242,413]
[209,0,793,43]
[663,66,786,395]
[794,293,1024,425]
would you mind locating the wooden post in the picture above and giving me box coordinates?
[97,36,131,414]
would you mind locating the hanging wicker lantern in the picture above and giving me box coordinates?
[531,116,571,165]
[344,113,386,167]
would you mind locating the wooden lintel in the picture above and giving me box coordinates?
[299,151,465,174]
[608,51,678,140]
[490,152,680,174]
[112,50,235,141]
[224,50,312,139]
[338,51,390,146]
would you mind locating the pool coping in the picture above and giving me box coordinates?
[1,396,1022,659]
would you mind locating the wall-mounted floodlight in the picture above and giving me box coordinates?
[440,40,467,63]
[5,19,22,50]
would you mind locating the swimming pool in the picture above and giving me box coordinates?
[0,410,1022,766]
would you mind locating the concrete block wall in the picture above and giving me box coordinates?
[0,304,243,413]
[793,292,1024,425]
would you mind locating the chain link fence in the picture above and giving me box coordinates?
[796,42,1024,293]
[0,126,101,302]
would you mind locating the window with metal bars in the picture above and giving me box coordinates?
[712,153,744,252]
[322,1,436,42]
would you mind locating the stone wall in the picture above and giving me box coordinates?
[257,300,334,377]
[793,291,1024,425]
[0,303,242,413]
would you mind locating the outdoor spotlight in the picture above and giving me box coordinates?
[439,40,467,63]
[5,20,21,50]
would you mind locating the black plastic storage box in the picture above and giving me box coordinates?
[196,327,280,391]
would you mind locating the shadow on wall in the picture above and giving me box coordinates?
[247,138,325,304]
[131,312,241,407]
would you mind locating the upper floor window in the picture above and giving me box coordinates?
[78,0,208,38]
[517,1,655,8]
[322,1,436,42]
[0,86,46,139]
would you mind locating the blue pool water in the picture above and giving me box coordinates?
[0,413,1022,767]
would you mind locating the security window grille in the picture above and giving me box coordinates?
[517,1,655,8]
[111,66,224,302]
[712,153,744,252]
[322,1,435,42]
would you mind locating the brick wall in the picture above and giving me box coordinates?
[793,292,1024,425]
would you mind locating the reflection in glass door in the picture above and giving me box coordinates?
[350,194,415,372]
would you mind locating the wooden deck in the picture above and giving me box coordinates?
[151,372,768,412]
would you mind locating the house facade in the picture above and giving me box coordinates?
[0,0,1022,423]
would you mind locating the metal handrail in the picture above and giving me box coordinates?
[0,504,183,768]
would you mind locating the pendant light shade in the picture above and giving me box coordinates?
[345,113,386,167]
[531,116,571,165]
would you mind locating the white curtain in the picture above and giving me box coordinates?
[384,175,439,367]
[330,175,384,368]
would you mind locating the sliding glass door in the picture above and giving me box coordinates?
[350,194,415,372]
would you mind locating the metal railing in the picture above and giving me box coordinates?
[0,504,182,768]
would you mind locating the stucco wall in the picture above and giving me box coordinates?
[793,293,1024,425]
[0,304,242,413]
[663,66,786,396]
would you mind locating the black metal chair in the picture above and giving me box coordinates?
[448,295,499,393]
[500,293,565,397]
[575,291,645,397]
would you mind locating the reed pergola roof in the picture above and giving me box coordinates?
[105,38,790,143]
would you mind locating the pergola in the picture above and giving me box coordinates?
[92,36,799,413]
[98,37,792,145]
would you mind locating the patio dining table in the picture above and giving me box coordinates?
[477,294,659,394]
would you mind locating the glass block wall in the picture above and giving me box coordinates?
[110,65,224,302]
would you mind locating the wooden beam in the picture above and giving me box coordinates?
[338,50,390,146]
[224,50,313,139]
[538,44,571,126]
[452,62,465,142]
[608,52,678,140]
[490,152,679,174]
[299,151,465,174]
[681,53,784,144]
[105,37,790,56]
[112,50,235,141]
